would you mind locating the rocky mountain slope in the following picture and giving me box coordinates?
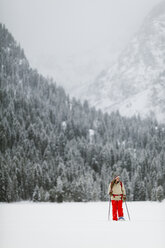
[81,1,165,123]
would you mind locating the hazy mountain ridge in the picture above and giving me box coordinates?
[33,43,121,95]
[81,1,165,123]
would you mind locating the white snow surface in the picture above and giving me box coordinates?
[0,201,165,248]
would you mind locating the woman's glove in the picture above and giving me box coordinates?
[123,195,126,202]
[109,191,112,196]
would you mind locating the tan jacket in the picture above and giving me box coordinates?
[108,181,126,200]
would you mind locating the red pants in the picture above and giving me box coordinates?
[112,200,124,221]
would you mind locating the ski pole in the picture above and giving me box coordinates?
[125,200,131,221]
[108,197,111,221]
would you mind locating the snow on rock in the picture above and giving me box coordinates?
[0,201,165,248]
[61,121,67,131]
[89,129,95,144]
[80,2,165,123]
[89,129,95,137]
[19,59,23,65]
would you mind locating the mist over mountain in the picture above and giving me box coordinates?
[79,1,165,123]
[1,0,160,95]
[34,44,120,93]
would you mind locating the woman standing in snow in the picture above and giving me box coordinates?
[108,176,126,221]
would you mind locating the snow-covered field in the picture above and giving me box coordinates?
[0,201,165,248]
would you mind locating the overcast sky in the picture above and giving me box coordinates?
[0,0,162,90]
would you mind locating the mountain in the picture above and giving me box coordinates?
[0,23,165,203]
[80,1,165,123]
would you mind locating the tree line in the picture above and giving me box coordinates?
[0,23,165,203]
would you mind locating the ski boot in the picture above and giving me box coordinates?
[118,217,125,221]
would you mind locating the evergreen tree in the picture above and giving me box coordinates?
[32,185,41,202]
[156,186,164,202]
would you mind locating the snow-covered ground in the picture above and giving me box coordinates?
[0,201,165,248]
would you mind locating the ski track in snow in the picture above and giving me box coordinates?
[0,201,165,248]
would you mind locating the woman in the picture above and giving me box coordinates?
[108,175,126,221]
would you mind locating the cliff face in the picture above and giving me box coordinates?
[83,2,165,122]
